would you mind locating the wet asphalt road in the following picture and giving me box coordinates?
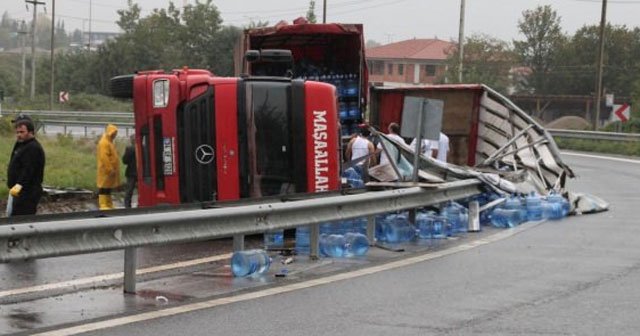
[2,152,639,335]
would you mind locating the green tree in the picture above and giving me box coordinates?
[514,5,566,94]
[443,34,517,93]
[180,0,223,69]
[306,1,317,24]
[547,25,640,97]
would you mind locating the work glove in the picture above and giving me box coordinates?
[9,184,23,197]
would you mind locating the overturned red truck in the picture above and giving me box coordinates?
[109,50,340,207]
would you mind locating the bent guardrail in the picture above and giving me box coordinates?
[0,180,481,292]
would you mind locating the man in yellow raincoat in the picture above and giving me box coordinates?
[96,124,121,210]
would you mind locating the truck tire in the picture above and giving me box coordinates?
[109,74,134,99]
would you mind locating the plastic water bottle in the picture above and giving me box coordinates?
[345,74,359,97]
[505,195,527,222]
[348,101,360,119]
[339,101,348,119]
[490,208,523,228]
[525,192,543,221]
[416,211,435,239]
[442,202,465,234]
[263,229,284,249]
[320,234,346,257]
[351,217,368,234]
[547,191,570,217]
[342,167,364,188]
[377,213,416,243]
[231,249,271,277]
[542,201,564,220]
[295,226,310,255]
[344,232,369,256]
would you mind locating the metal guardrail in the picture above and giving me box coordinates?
[39,119,135,137]
[1,109,132,119]
[547,129,640,142]
[0,180,482,292]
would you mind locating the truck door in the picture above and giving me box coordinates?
[245,81,294,197]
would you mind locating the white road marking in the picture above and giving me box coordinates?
[562,151,640,164]
[0,253,232,299]
[33,223,537,336]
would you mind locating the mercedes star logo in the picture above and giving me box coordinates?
[195,144,215,165]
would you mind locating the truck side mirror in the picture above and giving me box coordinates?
[245,50,260,63]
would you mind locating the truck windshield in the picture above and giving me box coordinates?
[246,81,293,197]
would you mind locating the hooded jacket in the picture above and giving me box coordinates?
[96,124,121,188]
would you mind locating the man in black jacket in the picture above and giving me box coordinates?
[122,134,137,208]
[7,116,46,216]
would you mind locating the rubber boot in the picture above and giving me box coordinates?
[105,195,114,210]
[98,195,110,210]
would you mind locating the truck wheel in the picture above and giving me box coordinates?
[109,74,134,99]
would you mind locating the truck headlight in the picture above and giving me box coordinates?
[153,79,169,108]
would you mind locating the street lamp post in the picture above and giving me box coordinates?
[458,0,466,83]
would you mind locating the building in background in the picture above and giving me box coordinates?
[366,38,455,86]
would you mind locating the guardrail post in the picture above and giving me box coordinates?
[468,201,480,232]
[84,126,88,138]
[123,247,138,294]
[310,223,320,259]
[233,234,244,251]
[366,214,375,245]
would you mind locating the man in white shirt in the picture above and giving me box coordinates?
[432,132,450,162]
[378,122,405,166]
[410,132,449,162]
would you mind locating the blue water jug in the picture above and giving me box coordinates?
[525,192,543,221]
[378,213,416,243]
[442,202,466,234]
[344,232,370,256]
[547,191,570,217]
[490,208,523,228]
[505,195,527,222]
[231,249,271,277]
[542,201,564,220]
[351,217,368,234]
[347,102,360,119]
[338,102,348,119]
[263,229,284,249]
[320,234,346,257]
[295,226,310,255]
[415,212,448,239]
[345,74,359,97]
[342,167,364,188]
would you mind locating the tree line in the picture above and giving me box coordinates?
[443,5,640,103]
[0,3,638,109]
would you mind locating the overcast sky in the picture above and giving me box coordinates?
[3,0,640,43]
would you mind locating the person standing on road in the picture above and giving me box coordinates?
[96,124,120,210]
[345,126,376,177]
[377,122,405,166]
[6,115,46,216]
[122,134,137,208]
[431,132,450,163]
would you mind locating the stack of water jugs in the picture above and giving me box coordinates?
[374,200,471,244]
[490,191,570,228]
[294,218,370,258]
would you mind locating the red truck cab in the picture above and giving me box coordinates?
[110,51,341,207]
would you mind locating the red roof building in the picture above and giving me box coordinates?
[366,38,456,85]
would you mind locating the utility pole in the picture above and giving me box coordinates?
[26,0,45,100]
[50,0,55,110]
[88,0,92,51]
[19,22,28,94]
[594,0,607,130]
[322,0,326,23]
[458,0,466,83]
